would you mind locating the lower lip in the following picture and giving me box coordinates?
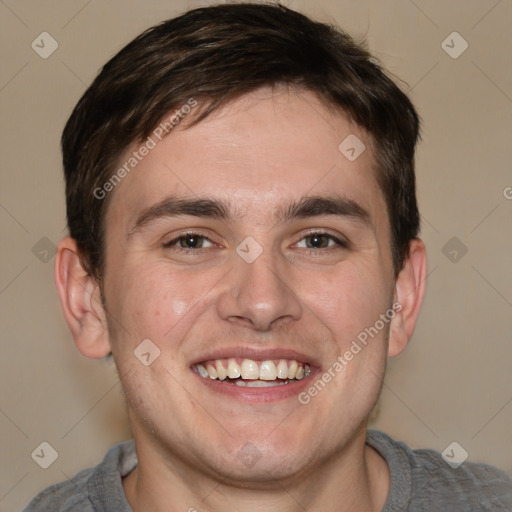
[192,370,317,403]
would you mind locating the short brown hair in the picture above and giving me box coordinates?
[62,2,420,281]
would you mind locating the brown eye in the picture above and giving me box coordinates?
[296,233,347,250]
[164,234,214,250]
[305,234,330,248]
[180,234,204,248]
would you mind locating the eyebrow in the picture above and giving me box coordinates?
[278,194,371,226]
[128,194,372,236]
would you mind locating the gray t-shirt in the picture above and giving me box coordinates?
[23,430,512,511]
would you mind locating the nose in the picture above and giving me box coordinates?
[216,247,302,331]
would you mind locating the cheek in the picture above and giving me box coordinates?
[172,299,189,316]
[135,276,195,334]
[299,264,392,346]
[106,261,205,354]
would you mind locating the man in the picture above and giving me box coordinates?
[24,3,511,511]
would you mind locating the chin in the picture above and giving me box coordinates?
[213,449,313,488]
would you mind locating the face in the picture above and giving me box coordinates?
[101,87,397,482]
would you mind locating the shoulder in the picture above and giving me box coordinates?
[23,440,137,512]
[367,430,512,512]
[22,466,95,512]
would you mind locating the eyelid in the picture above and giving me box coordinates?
[162,231,217,249]
[293,229,350,249]
[161,229,349,252]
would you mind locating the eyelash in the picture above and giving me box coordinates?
[163,233,215,251]
[296,231,349,251]
[162,231,349,253]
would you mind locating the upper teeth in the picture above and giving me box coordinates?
[195,358,310,381]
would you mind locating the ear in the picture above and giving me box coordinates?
[388,238,427,357]
[54,237,111,358]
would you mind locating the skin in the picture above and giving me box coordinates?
[55,86,427,511]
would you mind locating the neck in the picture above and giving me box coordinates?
[122,426,390,512]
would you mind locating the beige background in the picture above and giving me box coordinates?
[1,0,511,510]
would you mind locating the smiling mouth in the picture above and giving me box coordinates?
[193,358,312,387]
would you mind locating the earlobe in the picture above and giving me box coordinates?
[388,238,427,357]
[54,237,111,358]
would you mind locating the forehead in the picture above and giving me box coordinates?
[105,88,386,230]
